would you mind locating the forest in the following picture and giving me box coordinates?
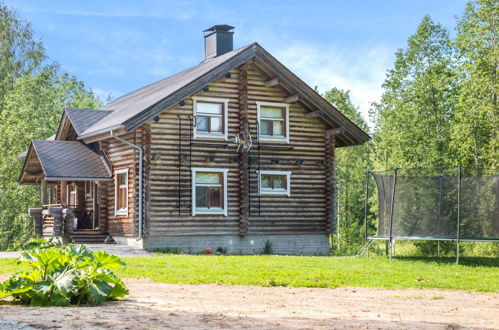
[0,0,497,253]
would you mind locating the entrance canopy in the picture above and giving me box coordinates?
[19,140,112,184]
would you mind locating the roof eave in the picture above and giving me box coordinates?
[122,43,258,132]
[44,176,113,181]
[77,124,125,141]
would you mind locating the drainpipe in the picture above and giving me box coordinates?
[110,131,143,241]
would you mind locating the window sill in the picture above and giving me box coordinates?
[260,189,290,197]
[260,136,289,143]
[115,211,128,217]
[193,208,227,216]
[194,133,227,140]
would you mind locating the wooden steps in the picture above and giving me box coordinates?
[70,230,116,244]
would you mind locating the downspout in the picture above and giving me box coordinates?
[110,131,143,241]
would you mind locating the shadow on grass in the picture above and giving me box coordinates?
[391,256,499,267]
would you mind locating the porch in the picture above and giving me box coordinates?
[19,140,114,243]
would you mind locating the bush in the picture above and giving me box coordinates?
[0,239,128,306]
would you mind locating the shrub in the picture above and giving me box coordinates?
[263,240,273,255]
[0,239,128,306]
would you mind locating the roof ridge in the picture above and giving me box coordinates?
[103,43,254,110]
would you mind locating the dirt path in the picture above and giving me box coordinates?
[0,278,497,329]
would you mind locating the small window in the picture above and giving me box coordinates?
[115,169,128,216]
[193,97,229,140]
[84,181,93,198]
[257,102,289,143]
[192,168,228,216]
[67,183,78,207]
[259,171,291,196]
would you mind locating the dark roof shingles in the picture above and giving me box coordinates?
[65,108,112,136]
[32,140,111,180]
[80,44,254,137]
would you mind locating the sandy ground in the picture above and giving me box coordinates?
[0,276,497,329]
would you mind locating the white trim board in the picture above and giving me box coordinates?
[258,170,292,197]
[256,101,290,144]
[192,96,229,141]
[191,167,229,216]
[114,168,129,217]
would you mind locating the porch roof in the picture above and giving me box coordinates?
[19,140,112,184]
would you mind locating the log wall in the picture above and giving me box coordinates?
[99,132,137,237]
[145,63,329,237]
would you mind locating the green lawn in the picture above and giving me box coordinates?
[1,255,497,292]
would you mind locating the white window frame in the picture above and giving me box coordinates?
[191,167,229,216]
[192,96,229,141]
[257,101,290,143]
[84,181,92,198]
[114,169,129,216]
[258,170,291,197]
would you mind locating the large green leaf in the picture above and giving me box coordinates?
[92,251,125,269]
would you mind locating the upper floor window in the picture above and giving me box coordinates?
[257,102,290,143]
[193,97,229,140]
[259,170,291,196]
[191,168,228,216]
[115,169,128,216]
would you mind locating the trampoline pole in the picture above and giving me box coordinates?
[456,164,462,265]
[364,170,369,243]
[389,167,398,261]
[438,175,443,257]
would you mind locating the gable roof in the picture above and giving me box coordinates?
[28,140,112,181]
[65,108,113,136]
[78,42,370,146]
[79,44,254,138]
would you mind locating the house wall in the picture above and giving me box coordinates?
[99,133,137,237]
[142,62,330,253]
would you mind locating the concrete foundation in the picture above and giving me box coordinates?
[139,234,331,255]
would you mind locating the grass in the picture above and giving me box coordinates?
[1,255,497,292]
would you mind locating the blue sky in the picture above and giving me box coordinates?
[8,0,469,123]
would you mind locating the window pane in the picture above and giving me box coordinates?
[196,172,221,184]
[198,102,222,114]
[196,186,207,208]
[119,187,127,209]
[273,121,283,136]
[210,117,222,132]
[197,116,209,131]
[260,120,272,135]
[117,173,125,185]
[273,175,285,189]
[261,107,283,119]
[209,187,222,207]
[261,175,271,188]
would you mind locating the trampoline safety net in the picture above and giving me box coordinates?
[372,167,499,241]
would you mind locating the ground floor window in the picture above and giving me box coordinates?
[115,169,129,216]
[259,170,291,196]
[191,168,228,216]
[67,182,78,207]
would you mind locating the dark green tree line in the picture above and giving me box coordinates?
[0,4,99,250]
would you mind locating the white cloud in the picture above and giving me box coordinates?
[272,41,393,126]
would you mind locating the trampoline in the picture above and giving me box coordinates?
[365,165,499,263]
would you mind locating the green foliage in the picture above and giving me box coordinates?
[452,0,498,169]
[323,88,373,254]
[0,4,100,251]
[371,16,459,170]
[0,239,128,306]
[262,240,273,255]
[0,3,45,109]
